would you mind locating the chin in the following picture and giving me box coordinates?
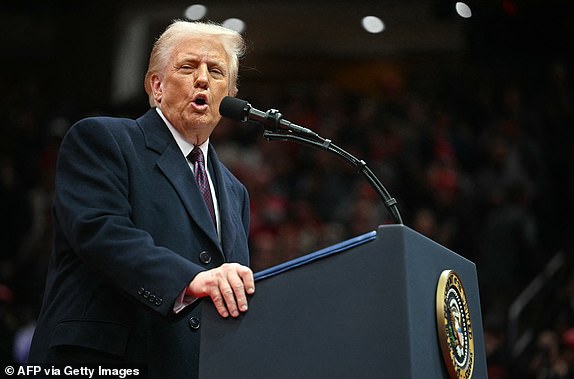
[185,118,216,134]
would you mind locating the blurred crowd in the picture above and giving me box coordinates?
[1,43,573,377]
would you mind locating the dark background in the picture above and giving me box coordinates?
[1,1,573,377]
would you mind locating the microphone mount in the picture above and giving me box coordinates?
[252,107,320,138]
[219,96,403,224]
[262,128,402,225]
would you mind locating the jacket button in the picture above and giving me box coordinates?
[149,294,156,303]
[138,287,144,295]
[189,317,200,330]
[143,290,150,299]
[155,298,163,306]
[199,251,212,265]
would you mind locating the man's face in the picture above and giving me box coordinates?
[151,35,231,145]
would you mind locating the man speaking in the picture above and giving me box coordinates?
[28,20,254,379]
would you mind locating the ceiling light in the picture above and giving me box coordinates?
[455,2,472,18]
[222,18,246,33]
[362,16,385,34]
[184,4,207,21]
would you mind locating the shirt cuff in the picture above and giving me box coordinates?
[173,287,197,314]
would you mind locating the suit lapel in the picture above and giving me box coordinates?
[157,149,220,247]
[137,109,221,251]
[208,149,237,260]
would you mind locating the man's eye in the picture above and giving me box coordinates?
[179,63,197,72]
[210,68,224,77]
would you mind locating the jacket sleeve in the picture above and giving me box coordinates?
[53,117,204,318]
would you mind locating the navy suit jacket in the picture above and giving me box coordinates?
[28,109,250,378]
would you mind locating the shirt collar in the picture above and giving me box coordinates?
[155,107,210,164]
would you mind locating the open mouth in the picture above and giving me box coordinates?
[192,94,208,107]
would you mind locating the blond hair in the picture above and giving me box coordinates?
[144,20,246,107]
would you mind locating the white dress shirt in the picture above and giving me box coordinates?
[155,107,221,313]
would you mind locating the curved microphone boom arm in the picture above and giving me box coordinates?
[219,97,403,225]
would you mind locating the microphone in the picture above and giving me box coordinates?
[219,96,318,137]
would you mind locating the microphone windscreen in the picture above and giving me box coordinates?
[219,96,249,121]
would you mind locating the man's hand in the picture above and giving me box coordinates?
[187,263,255,318]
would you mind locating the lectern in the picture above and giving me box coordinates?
[198,224,487,378]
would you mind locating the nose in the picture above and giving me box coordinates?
[194,64,209,89]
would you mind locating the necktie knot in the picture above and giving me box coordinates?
[189,146,205,165]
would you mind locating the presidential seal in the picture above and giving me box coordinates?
[436,270,474,379]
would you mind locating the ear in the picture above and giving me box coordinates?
[150,74,163,104]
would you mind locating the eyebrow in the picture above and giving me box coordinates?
[177,53,227,67]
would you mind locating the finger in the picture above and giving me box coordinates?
[238,267,255,295]
[210,287,230,318]
[219,280,240,317]
[228,272,248,313]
